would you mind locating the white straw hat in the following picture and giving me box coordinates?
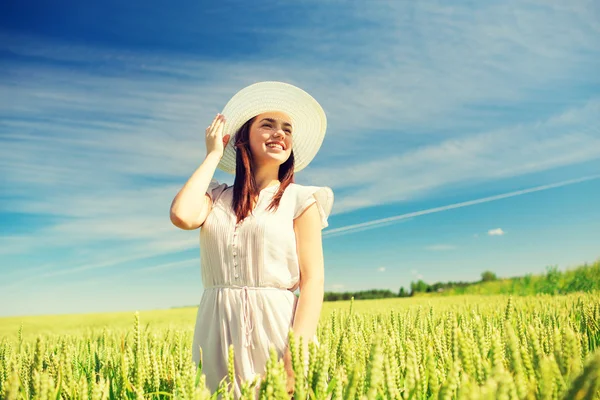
[217,81,327,174]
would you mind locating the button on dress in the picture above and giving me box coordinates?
[191,179,334,397]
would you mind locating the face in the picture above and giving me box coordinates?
[248,111,293,168]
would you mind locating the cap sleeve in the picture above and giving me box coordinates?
[207,179,228,207]
[293,185,334,229]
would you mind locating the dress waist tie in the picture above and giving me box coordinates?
[204,285,291,350]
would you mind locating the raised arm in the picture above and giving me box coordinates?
[169,114,230,230]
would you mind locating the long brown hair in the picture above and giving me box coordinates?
[231,116,295,223]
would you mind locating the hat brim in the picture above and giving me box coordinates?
[217,81,327,174]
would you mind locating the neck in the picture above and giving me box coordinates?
[252,163,280,191]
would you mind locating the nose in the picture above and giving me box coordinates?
[273,129,285,139]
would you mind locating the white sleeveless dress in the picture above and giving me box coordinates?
[191,179,334,397]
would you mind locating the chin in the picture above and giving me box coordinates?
[264,150,289,161]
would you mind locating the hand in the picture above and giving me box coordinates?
[205,113,231,158]
[283,346,295,396]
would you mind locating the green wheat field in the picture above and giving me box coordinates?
[1,292,599,399]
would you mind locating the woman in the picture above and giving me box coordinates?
[169,81,334,397]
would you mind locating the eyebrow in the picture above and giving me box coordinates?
[260,118,292,129]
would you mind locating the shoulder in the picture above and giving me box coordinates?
[287,183,334,198]
[207,179,232,205]
[288,183,334,229]
[289,183,333,201]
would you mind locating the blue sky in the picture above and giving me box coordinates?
[1,0,599,317]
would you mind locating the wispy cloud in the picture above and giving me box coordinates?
[488,228,506,236]
[377,267,386,272]
[0,235,199,292]
[308,99,600,213]
[137,258,198,272]
[323,175,600,238]
[275,0,600,135]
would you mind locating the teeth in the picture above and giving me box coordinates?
[267,143,283,150]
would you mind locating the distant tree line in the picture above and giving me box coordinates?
[322,263,599,301]
[324,270,499,301]
[409,270,498,294]
[323,289,398,301]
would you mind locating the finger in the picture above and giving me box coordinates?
[209,118,223,137]
[208,113,220,132]
[216,116,225,132]
[223,134,230,146]
[215,119,225,137]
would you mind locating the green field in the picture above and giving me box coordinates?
[1,293,600,399]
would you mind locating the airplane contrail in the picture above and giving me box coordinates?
[323,174,600,238]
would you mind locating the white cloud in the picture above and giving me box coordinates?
[488,228,506,236]
[377,267,386,272]
[410,269,424,280]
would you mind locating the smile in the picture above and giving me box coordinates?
[266,143,285,150]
